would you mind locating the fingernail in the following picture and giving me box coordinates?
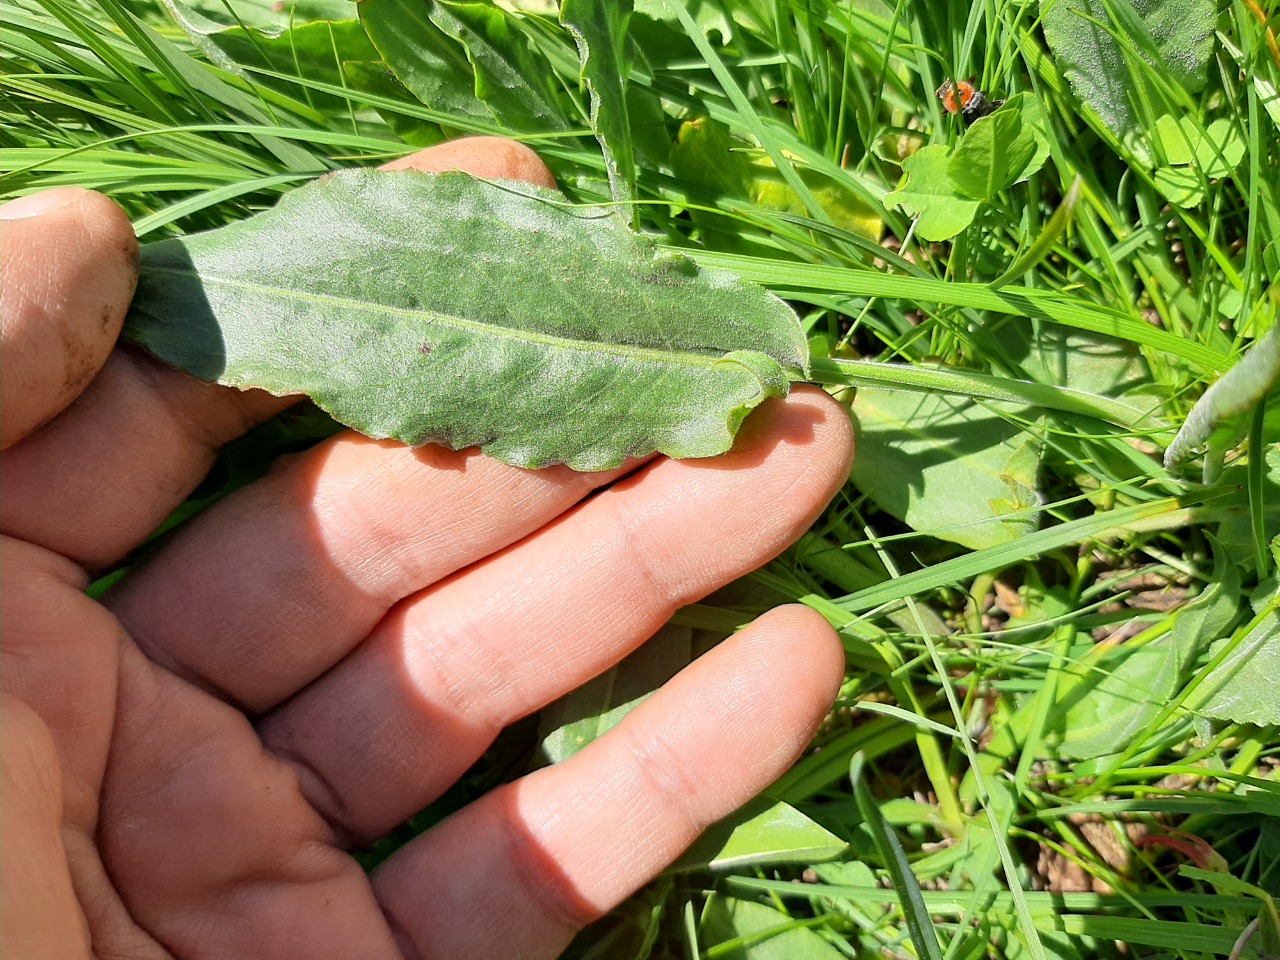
[0,187,89,221]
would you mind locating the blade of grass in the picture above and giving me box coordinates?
[850,753,945,960]
[662,0,832,227]
[686,251,1231,372]
[990,175,1083,290]
[835,486,1235,616]
[808,356,1160,431]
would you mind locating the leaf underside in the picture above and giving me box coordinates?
[123,170,808,470]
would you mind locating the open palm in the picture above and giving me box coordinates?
[0,139,853,960]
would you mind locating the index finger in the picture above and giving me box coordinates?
[0,139,557,570]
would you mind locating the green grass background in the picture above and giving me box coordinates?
[3,0,1279,957]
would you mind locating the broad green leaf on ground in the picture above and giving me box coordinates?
[1151,115,1247,206]
[883,144,979,241]
[671,118,882,247]
[670,795,846,873]
[947,95,1048,200]
[414,1,574,129]
[1039,0,1215,154]
[699,896,847,960]
[358,0,490,126]
[1000,325,1151,402]
[1216,444,1280,567]
[1165,322,1280,468]
[561,0,637,211]
[851,391,1042,550]
[360,0,574,132]
[123,170,808,470]
[341,60,446,147]
[1195,595,1280,727]
[163,1,377,111]
[1052,546,1237,759]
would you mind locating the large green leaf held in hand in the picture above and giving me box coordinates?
[123,170,808,470]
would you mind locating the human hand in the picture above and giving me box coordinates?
[0,139,854,960]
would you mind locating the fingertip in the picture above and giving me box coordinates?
[1,188,138,449]
[743,603,846,730]
[381,136,557,190]
[369,602,851,960]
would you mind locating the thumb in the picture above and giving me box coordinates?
[1,187,138,449]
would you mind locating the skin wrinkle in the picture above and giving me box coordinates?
[497,782,602,935]
[304,443,485,604]
[611,717,708,839]
[405,601,508,729]
[603,481,683,610]
[264,738,362,851]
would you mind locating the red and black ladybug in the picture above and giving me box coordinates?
[936,78,1005,123]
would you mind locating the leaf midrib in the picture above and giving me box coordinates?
[145,265,740,371]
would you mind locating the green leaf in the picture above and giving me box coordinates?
[1054,638,1183,761]
[122,169,807,471]
[1039,0,1215,153]
[360,0,573,131]
[884,145,979,242]
[851,391,1042,550]
[1150,115,1247,206]
[1013,323,1151,400]
[1192,119,1248,177]
[358,0,491,126]
[947,101,1042,201]
[560,0,637,212]
[671,118,882,248]
[163,1,377,112]
[1152,165,1204,206]
[671,795,847,873]
[699,896,847,960]
[341,60,446,147]
[1165,323,1280,469]
[172,0,352,30]
[1197,595,1280,727]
